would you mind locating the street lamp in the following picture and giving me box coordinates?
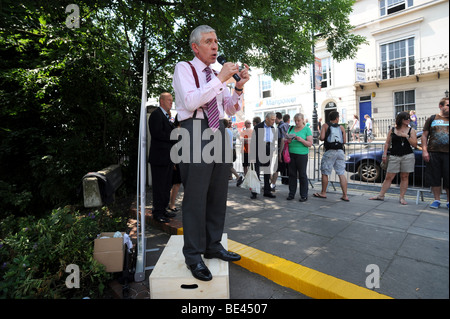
[310,32,325,145]
[311,39,319,145]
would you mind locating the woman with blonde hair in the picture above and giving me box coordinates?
[285,113,313,201]
[369,112,417,205]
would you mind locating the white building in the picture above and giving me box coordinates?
[243,0,449,137]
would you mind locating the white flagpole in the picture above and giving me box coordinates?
[135,43,149,282]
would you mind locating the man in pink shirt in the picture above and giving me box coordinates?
[172,25,250,281]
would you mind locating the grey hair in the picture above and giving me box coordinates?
[265,112,276,119]
[189,25,216,54]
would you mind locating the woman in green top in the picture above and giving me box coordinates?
[285,113,313,201]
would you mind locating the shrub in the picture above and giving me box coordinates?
[0,206,126,298]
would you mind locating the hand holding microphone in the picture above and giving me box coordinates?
[217,55,250,87]
[217,56,241,82]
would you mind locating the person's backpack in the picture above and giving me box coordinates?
[324,122,344,151]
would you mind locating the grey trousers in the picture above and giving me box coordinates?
[178,118,232,265]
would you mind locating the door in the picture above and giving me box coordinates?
[324,101,337,123]
[359,101,372,130]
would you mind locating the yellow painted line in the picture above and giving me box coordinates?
[177,227,392,299]
[228,239,392,299]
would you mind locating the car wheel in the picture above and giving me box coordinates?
[358,161,380,182]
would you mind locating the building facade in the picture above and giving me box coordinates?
[243,0,449,137]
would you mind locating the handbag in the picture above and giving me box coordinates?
[241,163,261,194]
[282,140,291,163]
[381,127,394,170]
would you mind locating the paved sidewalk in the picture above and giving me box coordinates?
[140,180,449,299]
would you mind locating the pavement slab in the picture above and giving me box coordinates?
[131,179,448,299]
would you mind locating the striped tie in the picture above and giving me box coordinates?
[204,67,220,131]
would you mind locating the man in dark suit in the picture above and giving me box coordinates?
[249,112,277,199]
[148,92,176,223]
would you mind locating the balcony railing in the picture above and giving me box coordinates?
[361,53,449,83]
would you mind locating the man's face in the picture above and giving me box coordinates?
[192,32,218,66]
[265,115,276,127]
[440,100,449,117]
[160,94,173,113]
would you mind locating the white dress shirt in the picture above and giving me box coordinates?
[172,57,242,122]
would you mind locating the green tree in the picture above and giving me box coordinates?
[0,0,139,216]
[0,0,364,216]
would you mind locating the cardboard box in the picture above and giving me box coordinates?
[93,232,125,272]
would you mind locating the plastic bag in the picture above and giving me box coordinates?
[241,164,260,194]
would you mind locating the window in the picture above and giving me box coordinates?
[321,58,332,88]
[259,74,272,98]
[380,0,413,16]
[287,108,298,120]
[394,90,415,114]
[381,37,415,80]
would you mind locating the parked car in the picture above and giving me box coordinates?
[345,131,425,183]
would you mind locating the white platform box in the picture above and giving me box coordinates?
[149,234,229,299]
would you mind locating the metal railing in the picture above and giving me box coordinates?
[363,53,449,82]
[346,116,429,140]
[232,139,427,195]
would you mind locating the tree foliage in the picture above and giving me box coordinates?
[0,0,365,217]
[0,206,126,298]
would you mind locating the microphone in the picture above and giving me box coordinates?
[217,55,241,82]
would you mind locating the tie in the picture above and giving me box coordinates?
[204,67,220,131]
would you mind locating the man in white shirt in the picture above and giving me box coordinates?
[364,114,373,142]
[171,25,250,281]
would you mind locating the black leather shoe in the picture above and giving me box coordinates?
[286,195,294,200]
[299,197,308,202]
[186,261,212,281]
[164,210,176,218]
[250,193,257,199]
[236,175,244,187]
[204,249,241,262]
[153,215,169,223]
[263,193,276,198]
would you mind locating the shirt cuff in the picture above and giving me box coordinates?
[210,77,225,95]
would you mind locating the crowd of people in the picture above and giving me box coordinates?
[151,92,448,214]
[147,24,449,281]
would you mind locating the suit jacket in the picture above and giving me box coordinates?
[250,121,277,167]
[148,107,175,166]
